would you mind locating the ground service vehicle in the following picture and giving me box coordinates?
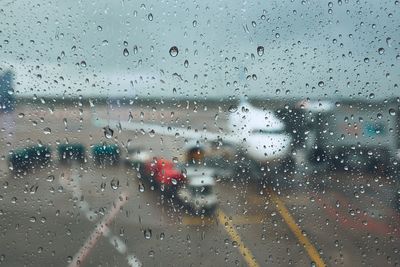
[177,167,218,214]
[300,99,400,173]
[143,157,185,191]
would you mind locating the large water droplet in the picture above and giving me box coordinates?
[43,127,52,135]
[228,105,238,113]
[386,37,392,47]
[30,184,38,194]
[257,46,264,56]
[138,182,145,192]
[169,46,179,57]
[110,178,119,190]
[144,228,152,239]
[126,111,133,121]
[123,48,129,57]
[103,126,114,139]
[47,175,55,182]
[100,182,106,191]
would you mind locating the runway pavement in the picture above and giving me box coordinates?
[0,103,399,266]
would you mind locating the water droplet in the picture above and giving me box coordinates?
[148,13,153,21]
[97,25,102,31]
[80,61,87,67]
[123,48,129,57]
[110,179,119,190]
[100,182,106,191]
[30,184,38,194]
[43,127,52,135]
[144,228,152,239]
[184,60,189,68]
[384,37,392,48]
[378,48,385,55]
[149,129,155,137]
[369,93,375,99]
[257,46,264,56]
[103,126,114,139]
[128,112,134,122]
[47,175,55,182]
[318,81,325,87]
[18,113,25,118]
[138,182,145,192]
[192,20,197,27]
[133,45,138,54]
[169,46,179,57]
[389,108,396,116]
[119,227,125,236]
[364,57,369,63]
[228,105,237,113]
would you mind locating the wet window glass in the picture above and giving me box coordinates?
[0,0,399,266]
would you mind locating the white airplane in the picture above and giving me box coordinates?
[92,98,293,180]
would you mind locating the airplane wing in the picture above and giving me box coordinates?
[92,117,240,144]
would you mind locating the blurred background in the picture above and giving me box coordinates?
[0,0,399,266]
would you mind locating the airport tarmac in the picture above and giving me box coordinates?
[0,103,399,266]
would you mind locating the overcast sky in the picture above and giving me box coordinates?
[0,0,398,100]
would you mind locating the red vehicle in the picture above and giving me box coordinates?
[143,157,185,190]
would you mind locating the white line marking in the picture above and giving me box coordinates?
[62,167,141,267]
[67,191,129,267]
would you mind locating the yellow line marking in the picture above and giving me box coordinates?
[182,214,264,226]
[247,194,267,205]
[216,209,260,267]
[269,191,326,267]
[182,216,214,226]
[231,214,265,224]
